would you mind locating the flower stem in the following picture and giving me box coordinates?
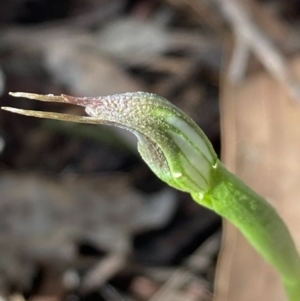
[3,91,300,300]
[192,161,300,301]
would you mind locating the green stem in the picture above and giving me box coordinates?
[4,91,300,300]
[192,160,300,301]
[284,281,300,301]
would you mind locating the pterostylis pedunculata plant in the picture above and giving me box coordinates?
[3,91,300,301]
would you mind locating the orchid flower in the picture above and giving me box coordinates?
[3,91,300,300]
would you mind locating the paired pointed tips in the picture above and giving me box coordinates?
[2,92,108,124]
[2,91,217,195]
[2,92,72,115]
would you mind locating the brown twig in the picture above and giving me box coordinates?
[80,252,128,293]
[215,0,300,102]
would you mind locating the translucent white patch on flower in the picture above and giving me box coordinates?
[3,92,217,194]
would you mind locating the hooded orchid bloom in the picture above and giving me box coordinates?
[4,92,217,194]
[3,91,300,301]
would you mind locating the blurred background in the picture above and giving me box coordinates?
[0,0,300,301]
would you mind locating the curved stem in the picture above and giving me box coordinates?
[192,160,300,301]
[4,91,300,300]
[284,280,300,301]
